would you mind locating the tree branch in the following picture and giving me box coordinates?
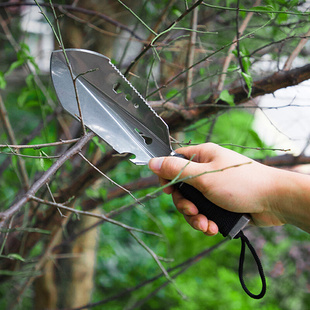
[0,132,95,228]
[163,63,310,131]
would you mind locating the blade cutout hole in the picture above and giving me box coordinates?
[135,128,153,145]
[113,83,122,94]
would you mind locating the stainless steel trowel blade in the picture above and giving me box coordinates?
[50,48,172,165]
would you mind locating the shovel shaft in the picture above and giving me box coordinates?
[172,153,250,239]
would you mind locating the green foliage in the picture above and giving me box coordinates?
[218,90,235,106]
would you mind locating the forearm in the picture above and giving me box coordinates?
[271,168,310,233]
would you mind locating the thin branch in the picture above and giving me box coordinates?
[0,139,80,149]
[117,0,157,36]
[122,0,204,79]
[35,0,87,135]
[29,195,161,237]
[129,231,186,299]
[170,161,252,186]
[0,150,60,159]
[78,152,142,205]
[0,131,95,228]
[162,62,310,132]
[202,2,310,16]
[67,239,227,310]
[147,17,272,98]
[46,182,65,217]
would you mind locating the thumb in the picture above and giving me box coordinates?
[148,156,206,187]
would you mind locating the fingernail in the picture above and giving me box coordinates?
[148,157,164,172]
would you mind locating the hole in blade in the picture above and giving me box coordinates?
[135,128,153,145]
[117,152,136,161]
[113,83,122,94]
[134,103,139,108]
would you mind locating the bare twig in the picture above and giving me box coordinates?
[148,14,272,99]
[0,150,60,159]
[161,63,310,132]
[0,139,80,149]
[67,239,227,310]
[122,0,204,79]
[46,182,65,217]
[28,195,161,237]
[202,2,310,16]
[78,152,142,205]
[129,230,186,299]
[0,131,95,228]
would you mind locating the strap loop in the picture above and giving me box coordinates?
[236,231,266,299]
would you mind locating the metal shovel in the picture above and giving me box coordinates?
[50,48,250,239]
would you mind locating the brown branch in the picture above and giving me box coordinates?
[184,5,199,105]
[0,139,80,149]
[78,151,142,205]
[0,132,95,228]
[258,153,310,167]
[28,195,161,237]
[163,63,310,131]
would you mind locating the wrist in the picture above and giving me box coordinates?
[270,168,310,233]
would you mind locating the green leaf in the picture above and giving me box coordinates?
[6,59,25,76]
[92,136,106,153]
[227,65,239,72]
[241,72,253,98]
[7,253,25,262]
[39,150,53,171]
[218,90,235,106]
[165,88,179,100]
[172,8,182,17]
[0,71,6,89]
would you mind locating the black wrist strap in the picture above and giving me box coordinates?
[235,230,267,299]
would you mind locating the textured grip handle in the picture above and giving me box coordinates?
[172,153,249,239]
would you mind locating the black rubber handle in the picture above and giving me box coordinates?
[172,153,249,238]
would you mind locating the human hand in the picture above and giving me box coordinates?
[148,143,290,236]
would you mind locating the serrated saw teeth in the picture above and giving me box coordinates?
[51,48,173,164]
